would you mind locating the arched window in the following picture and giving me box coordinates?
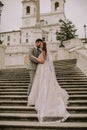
[40,20,44,25]
[42,37,45,41]
[34,8,36,14]
[26,6,30,14]
[7,43,10,46]
[55,2,59,11]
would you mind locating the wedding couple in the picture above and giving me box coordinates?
[27,38,70,123]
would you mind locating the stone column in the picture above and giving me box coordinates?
[0,45,6,70]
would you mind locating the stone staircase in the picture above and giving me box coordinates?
[0,59,87,130]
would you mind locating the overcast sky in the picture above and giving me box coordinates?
[1,0,87,38]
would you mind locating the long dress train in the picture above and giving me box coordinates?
[28,53,70,123]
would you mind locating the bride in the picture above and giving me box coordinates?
[27,41,70,123]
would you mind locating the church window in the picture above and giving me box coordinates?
[56,30,59,40]
[7,43,10,46]
[46,21,48,24]
[2,34,4,37]
[42,37,45,41]
[7,36,10,41]
[26,6,30,14]
[55,2,59,11]
[40,20,44,25]
[26,39,28,43]
[34,8,36,14]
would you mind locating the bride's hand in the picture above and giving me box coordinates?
[39,48,42,52]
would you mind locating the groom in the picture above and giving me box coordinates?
[27,39,43,95]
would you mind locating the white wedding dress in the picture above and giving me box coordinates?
[28,51,70,123]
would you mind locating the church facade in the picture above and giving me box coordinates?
[0,0,66,46]
[0,0,66,68]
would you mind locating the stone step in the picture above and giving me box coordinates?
[0,81,87,87]
[0,95,86,100]
[60,69,79,71]
[0,95,27,100]
[56,70,81,73]
[0,77,86,82]
[0,121,86,130]
[0,73,29,76]
[0,113,87,122]
[65,88,87,91]
[0,76,85,80]
[59,80,87,82]
[57,75,86,77]
[0,106,86,114]
[0,86,28,89]
[0,83,29,86]
[61,84,87,88]
[0,88,87,93]
[55,65,76,67]
[0,79,29,81]
[67,107,87,114]
[0,81,29,83]
[59,82,87,85]
[69,95,87,100]
[0,75,85,79]
[0,89,27,92]
[68,100,87,106]
[0,100,87,107]
[0,91,87,95]
[0,100,27,106]
[0,106,36,114]
[68,91,87,95]
[0,92,27,95]
[58,79,87,81]
[0,76,29,79]
[57,76,87,79]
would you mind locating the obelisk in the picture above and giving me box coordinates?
[36,0,40,25]
[34,0,42,40]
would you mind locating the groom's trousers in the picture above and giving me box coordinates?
[27,70,36,95]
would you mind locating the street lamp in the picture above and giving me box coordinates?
[0,1,4,44]
[84,25,87,43]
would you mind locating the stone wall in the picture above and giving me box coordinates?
[0,45,6,70]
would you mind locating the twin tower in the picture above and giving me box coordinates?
[21,0,66,42]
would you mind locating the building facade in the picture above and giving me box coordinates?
[0,0,66,46]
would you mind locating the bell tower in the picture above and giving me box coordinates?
[22,0,37,27]
[21,0,42,43]
[22,0,36,17]
[51,0,66,13]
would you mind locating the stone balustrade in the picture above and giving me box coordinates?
[76,50,87,76]
[5,44,33,68]
[4,38,87,68]
[0,45,6,70]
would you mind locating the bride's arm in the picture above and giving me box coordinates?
[31,51,46,64]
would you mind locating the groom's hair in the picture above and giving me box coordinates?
[35,39,43,43]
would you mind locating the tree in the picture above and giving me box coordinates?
[56,19,78,47]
